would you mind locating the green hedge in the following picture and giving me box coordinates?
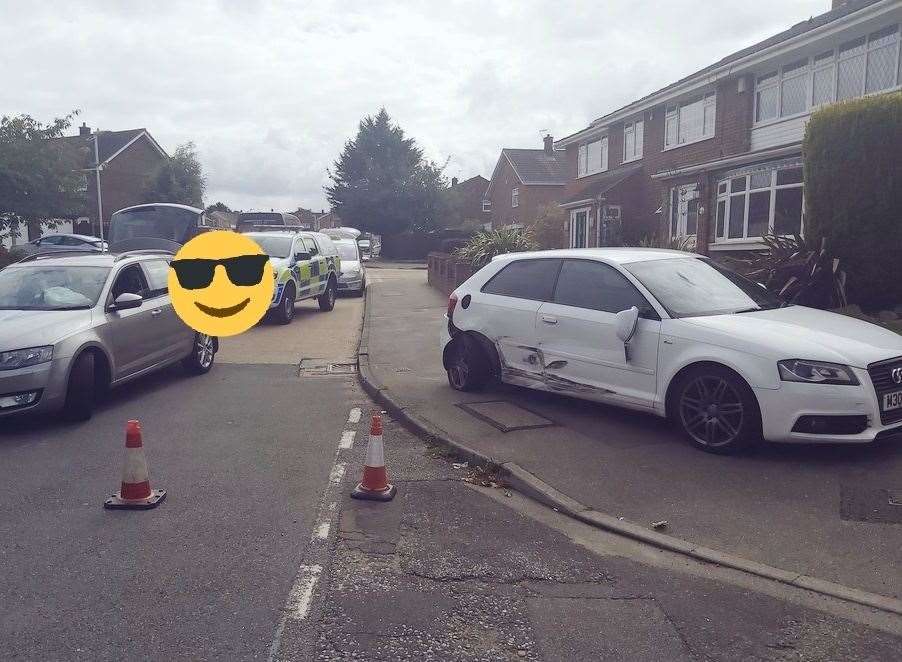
[803,92,902,310]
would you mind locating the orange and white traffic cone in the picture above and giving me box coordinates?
[351,413,396,502]
[104,420,166,510]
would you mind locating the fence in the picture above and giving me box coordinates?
[427,252,474,295]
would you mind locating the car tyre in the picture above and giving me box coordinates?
[318,278,336,311]
[672,365,761,454]
[273,284,296,324]
[183,333,216,375]
[446,335,492,392]
[63,352,96,421]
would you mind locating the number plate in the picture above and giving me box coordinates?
[883,390,902,412]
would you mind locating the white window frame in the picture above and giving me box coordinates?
[511,187,519,208]
[663,92,716,150]
[669,184,700,239]
[482,199,491,213]
[569,207,591,248]
[622,119,644,163]
[577,136,608,177]
[712,161,805,244]
[753,23,900,126]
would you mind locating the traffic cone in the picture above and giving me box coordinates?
[104,420,166,510]
[351,413,396,502]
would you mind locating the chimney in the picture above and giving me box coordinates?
[543,134,554,155]
[79,122,91,137]
[451,177,459,187]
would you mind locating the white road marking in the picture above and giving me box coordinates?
[328,462,346,484]
[348,408,362,424]
[314,521,331,540]
[286,564,322,620]
[339,430,356,449]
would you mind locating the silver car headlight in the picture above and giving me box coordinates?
[0,346,54,371]
[778,359,859,386]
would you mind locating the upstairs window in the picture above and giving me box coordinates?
[482,199,491,213]
[664,93,716,148]
[623,119,644,162]
[577,136,608,176]
[511,187,519,208]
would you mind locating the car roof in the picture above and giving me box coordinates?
[114,202,203,215]
[40,233,103,242]
[493,247,697,265]
[8,250,171,268]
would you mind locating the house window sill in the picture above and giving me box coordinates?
[621,155,643,164]
[576,169,609,179]
[708,240,768,251]
[663,134,715,152]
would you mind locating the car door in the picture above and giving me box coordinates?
[293,237,314,299]
[140,257,193,363]
[476,258,561,388]
[104,264,160,379]
[307,236,328,296]
[536,259,660,408]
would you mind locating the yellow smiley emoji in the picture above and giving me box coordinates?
[168,231,274,337]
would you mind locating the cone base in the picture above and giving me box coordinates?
[350,483,396,502]
[104,489,166,510]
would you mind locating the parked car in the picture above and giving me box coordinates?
[236,211,304,233]
[357,238,372,261]
[334,239,366,296]
[241,230,341,323]
[18,233,107,255]
[0,250,216,421]
[441,248,902,453]
[108,203,230,252]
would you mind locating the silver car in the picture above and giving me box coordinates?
[334,239,366,296]
[0,250,217,421]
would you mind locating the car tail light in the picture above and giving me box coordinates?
[447,293,458,321]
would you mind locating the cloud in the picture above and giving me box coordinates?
[0,0,828,210]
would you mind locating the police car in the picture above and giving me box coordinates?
[241,229,341,323]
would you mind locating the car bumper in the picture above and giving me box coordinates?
[756,367,902,444]
[0,358,69,418]
[269,282,287,309]
[338,276,363,291]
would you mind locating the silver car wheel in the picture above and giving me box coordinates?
[196,334,215,369]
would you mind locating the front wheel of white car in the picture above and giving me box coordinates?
[673,366,761,454]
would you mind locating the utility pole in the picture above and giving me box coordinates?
[93,131,105,247]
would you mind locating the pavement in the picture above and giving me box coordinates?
[360,266,902,605]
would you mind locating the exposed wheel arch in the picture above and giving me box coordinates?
[70,345,112,394]
[664,361,761,423]
[443,331,501,380]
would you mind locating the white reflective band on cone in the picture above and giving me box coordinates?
[122,447,150,483]
[365,434,384,467]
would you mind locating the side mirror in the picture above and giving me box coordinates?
[112,292,143,311]
[614,306,640,362]
[294,252,311,262]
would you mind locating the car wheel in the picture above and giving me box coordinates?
[318,278,336,311]
[182,333,216,374]
[63,352,96,421]
[673,366,761,454]
[273,283,296,324]
[446,335,491,392]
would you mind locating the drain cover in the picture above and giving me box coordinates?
[298,359,357,376]
[840,485,902,524]
[457,400,555,433]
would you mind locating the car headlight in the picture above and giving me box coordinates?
[0,346,54,371]
[778,359,859,386]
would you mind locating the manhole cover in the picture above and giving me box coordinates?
[457,400,555,433]
[840,485,902,524]
[298,359,357,376]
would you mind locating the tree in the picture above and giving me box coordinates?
[142,142,205,208]
[0,111,89,244]
[206,201,231,213]
[326,109,447,236]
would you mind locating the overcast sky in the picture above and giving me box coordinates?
[1,0,830,212]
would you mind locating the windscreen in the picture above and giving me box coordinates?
[335,242,359,261]
[238,212,283,226]
[249,235,294,258]
[108,206,199,245]
[0,265,110,310]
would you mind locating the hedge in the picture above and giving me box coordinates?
[803,91,902,310]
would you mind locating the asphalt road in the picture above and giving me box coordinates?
[0,295,364,661]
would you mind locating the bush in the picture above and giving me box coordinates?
[454,228,538,268]
[528,205,566,250]
[803,92,902,309]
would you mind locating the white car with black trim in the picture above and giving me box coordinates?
[440,248,902,453]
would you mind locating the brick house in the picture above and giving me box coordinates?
[485,136,567,230]
[59,123,169,238]
[556,0,901,255]
[447,175,491,227]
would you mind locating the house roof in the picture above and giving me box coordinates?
[560,164,644,207]
[557,0,890,145]
[57,128,168,166]
[497,148,569,187]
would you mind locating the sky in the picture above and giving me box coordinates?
[1,0,831,212]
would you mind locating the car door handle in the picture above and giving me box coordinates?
[150,309,162,317]
[541,315,558,325]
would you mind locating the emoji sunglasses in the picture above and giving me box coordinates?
[169,255,270,289]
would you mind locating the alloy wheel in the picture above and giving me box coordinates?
[196,334,215,368]
[679,375,744,448]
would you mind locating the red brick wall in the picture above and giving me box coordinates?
[488,157,563,229]
[99,135,167,220]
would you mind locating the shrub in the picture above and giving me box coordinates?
[454,228,538,268]
[803,92,902,309]
[528,205,566,250]
[636,233,697,252]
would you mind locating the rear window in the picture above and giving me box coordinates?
[238,212,283,225]
[481,259,561,301]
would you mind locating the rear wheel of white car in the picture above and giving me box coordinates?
[183,333,216,374]
[63,352,95,421]
[273,284,296,324]
[446,335,491,392]
[673,366,761,454]
[318,278,336,311]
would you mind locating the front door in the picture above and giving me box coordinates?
[536,259,660,408]
[670,184,699,239]
[569,208,590,248]
[104,264,159,378]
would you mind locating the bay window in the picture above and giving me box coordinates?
[664,92,716,149]
[623,119,643,162]
[713,161,804,243]
[577,136,608,177]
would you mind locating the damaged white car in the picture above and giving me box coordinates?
[440,248,902,454]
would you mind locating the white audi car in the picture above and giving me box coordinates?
[440,248,902,453]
